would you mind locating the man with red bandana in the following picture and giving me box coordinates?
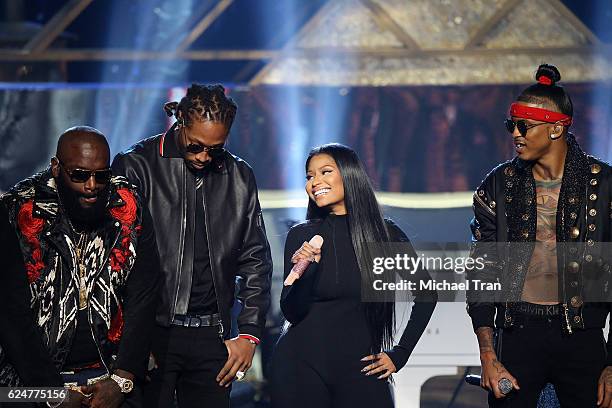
[0,126,159,408]
[467,64,612,407]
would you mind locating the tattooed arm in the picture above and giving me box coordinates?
[598,366,612,407]
[476,327,520,399]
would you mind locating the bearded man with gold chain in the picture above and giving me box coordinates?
[0,127,159,408]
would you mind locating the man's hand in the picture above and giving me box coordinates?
[58,389,85,408]
[80,378,124,408]
[476,327,519,399]
[480,351,520,398]
[361,352,396,380]
[216,337,257,387]
[597,366,612,407]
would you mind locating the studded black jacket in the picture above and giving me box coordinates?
[466,135,612,364]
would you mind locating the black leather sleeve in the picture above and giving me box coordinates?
[112,152,147,198]
[0,203,63,386]
[235,170,273,340]
[466,172,502,331]
[114,204,161,380]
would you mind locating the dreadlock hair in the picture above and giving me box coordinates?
[163,83,237,129]
[305,143,395,355]
[517,64,574,120]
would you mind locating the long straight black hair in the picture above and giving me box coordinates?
[305,143,394,353]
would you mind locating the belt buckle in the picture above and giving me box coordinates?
[193,317,201,327]
[183,316,191,327]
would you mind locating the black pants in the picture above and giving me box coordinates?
[270,356,394,408]
[144,325,230,408]
[489,315,606,408]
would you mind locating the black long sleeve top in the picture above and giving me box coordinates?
[280,214,438,371]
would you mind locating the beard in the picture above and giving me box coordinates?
[56,176,110,231]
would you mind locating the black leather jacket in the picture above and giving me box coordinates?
[112,125,272,340]
[466,135,612,362]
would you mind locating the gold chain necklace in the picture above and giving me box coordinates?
[74,231,89,310]
[57,192,90,310]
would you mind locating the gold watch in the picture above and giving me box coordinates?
[111,373,134,393]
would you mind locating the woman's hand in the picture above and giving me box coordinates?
[291,241,321,264]
[361,352,396,380]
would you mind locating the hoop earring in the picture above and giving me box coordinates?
[549,134,562,140]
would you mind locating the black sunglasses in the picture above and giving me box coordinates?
[504,118,548,136]
[180,126,226,158]
[57,160,112,184]
[184,143,226,158]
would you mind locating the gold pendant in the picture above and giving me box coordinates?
[79,267,87,309]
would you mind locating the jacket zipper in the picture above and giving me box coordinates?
[201,178,224,339]
[172,164,187,318]
[559,198,572,334]
[474,194,496,217]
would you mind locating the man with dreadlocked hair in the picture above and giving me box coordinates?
[112,84,272,408]
[466,64,612,407]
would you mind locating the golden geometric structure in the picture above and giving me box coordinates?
[296,0,404,48]
[481,0,593,49]
[23,0,94,54]
[2,0,611,86]
[252,0,612,85]
[372,0,509,50]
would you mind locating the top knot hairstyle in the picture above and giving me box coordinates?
[517,64,573,119]
[163,83,237,129]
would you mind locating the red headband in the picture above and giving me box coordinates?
[537,75,553,86]
[510,103,572,126]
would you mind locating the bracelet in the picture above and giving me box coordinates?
[238,334,260,345]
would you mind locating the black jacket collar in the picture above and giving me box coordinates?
[159,123,182,159]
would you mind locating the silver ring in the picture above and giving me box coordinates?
[235,371,246,381]
[498,377,513,395]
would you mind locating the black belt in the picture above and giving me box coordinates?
[171,313,221,328]
[513,302,560,317]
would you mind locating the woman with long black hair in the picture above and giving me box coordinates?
[270,143,437,407]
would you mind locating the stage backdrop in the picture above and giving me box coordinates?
[0,84,609,192]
